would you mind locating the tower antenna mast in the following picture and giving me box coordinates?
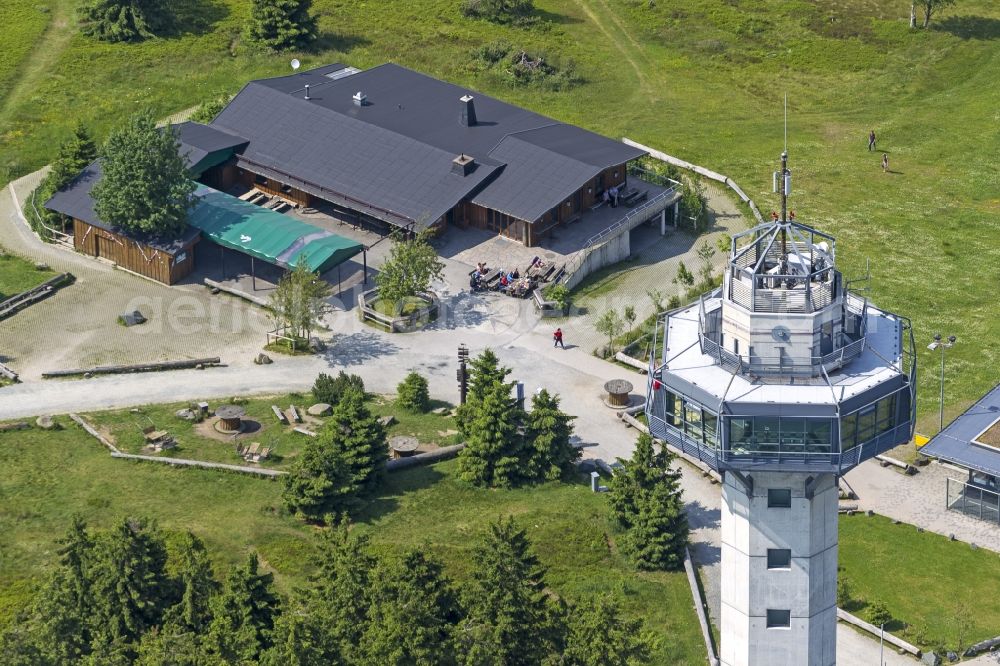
[780,94,789,255]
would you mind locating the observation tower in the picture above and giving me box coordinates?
[645,152,916,665]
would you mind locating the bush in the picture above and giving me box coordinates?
[461,0,535,24]
[836,576,852,609]
[312,371,365,405]
[470,40,581,91]
[190,93,231,123]
[542,284,571,310]
[866,599,892,627]
[396,372,430,413]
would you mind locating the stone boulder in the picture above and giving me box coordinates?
[175,409,197,421]
[378,415,396,428]
[35,415,58,430]
[307,403,332,417]
[309,336,326,352]
[254,353,273,365]
[432,406,451,416]
[946,652,958,663]
[922,652,941,666]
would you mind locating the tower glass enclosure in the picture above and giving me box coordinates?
[646,215,915,666]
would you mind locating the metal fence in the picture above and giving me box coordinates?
[946,478,1000,525]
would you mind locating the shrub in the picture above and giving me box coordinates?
[866,599,892,627]
[190,93,232,123]
[396,372,430,413]
[542,284,571,310]
[461,0,535,25]
[470,40,581,91]
[312,371,365,405]
[836,576,852,609]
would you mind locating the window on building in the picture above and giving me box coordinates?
[767,549,792,569]
[876,394,897,435]
[254,174,267,185]
[841,413,858,451]
[734,338,740,355]
[684,403,703,441]
[766,609,791,628]
[753,417,780,451]
[805,420,832,452]
[729,417,752,453]
[703,412,719,449]
[857,405,877,443]
[767,489,792,508]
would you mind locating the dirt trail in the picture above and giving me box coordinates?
[572,0,653,95]
[0,2,75,122]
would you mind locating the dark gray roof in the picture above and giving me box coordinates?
[173,122,247,172]
[212,62,644,224]
[921,382,1000,476]
[44,159,200,254]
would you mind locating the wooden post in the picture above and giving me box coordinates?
[363,249,367,285]
[251,256,256,291]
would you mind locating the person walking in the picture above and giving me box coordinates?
[881,153,889,173]
[553,327,565,349]
[868,130,877,151]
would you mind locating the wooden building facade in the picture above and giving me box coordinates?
[73,219,200,285]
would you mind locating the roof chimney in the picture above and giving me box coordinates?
[353,91,367,107]
[304,84,311,100]
[460,94,477,127]
[452,153,476,177]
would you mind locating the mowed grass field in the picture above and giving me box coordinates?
[0,418,707,664]
[2,0,998,431]
[0,251,55,300]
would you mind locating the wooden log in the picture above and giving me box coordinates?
[0,362,19,382]
[836,608,921,656]
[385,444,465,472]
[110,452,285,478]
[0,272,74,320]
[271,405,288,424]
[293,427,317,437]
[42,357,221,378]
[875,454,917,475]
[614,351,649,373]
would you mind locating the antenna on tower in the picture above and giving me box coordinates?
[784,93,788,154]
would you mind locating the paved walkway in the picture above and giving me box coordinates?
[845,458,1000,553]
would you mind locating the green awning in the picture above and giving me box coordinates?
[188,184,364,273]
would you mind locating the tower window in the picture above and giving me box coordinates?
[733,339,739,355]
[767,489,792,508]
[767,549,791,569]
[766,609,791,628]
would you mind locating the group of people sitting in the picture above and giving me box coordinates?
[469,261,532,296]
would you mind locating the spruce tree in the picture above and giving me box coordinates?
[88,517,170,651]
[455,348,511,435]
[457,379,525,488]
[164,532,218,633]
[29,123,98,237]
[329,386,387,494]
[523,389,578,481]
[561,596,651,665]
[92,109,196,237]
[135,628,209,666]
[259,609,331,666]
[396,371,431,413]
[360,549,460,665]
[608,434,689,571]
[282,431,349,520]
[206,552,280,663]
[245,0,318,52]
[456,517,556,665]
[78,0,175,42]
[302,523,376,663]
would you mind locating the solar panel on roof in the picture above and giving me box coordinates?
[326,67,361,80]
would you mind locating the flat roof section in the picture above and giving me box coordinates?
[187,184,364,274]
[922,382,1000,477]
[659,296,907,411]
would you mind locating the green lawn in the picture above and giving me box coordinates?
[0,418,706,663]
[839,512,1000,653]
[5,0,997,430]
[85,393,461,470]
[0,251,55,300]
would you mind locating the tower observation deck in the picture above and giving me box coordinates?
[645,153,916,665]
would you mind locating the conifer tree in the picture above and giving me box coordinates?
[29,124,98,237]
[523,388,578,481]
[245,0,318,51]
[92,109,196,237]
[56,514,93,620]
[329,386,387,494]
[455,348,511,434]
[360,549,460,665]
[88,517,170,651]
[397,371,431,413]
[302,523,376,662]
[206,552,280,663]
[164,532,217,633]
[259,609,331,666]
[608,434,689,571]
[282,431,349,520]
[561,596,652,665]
[456,517,556,664]
[135,628,209,666]
[458,379,525,487]
[78,0,175,42]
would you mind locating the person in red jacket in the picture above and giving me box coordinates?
[553,328,565,349]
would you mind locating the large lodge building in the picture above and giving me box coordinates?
[46,62,648,283]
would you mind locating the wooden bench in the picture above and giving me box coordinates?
[625,190,649,207]
[271,405,288,424]
[288,405,302,423]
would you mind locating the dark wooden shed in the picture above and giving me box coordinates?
[72,219,199,285]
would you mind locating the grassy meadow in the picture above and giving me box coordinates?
[2,0,999,431]
[0,417,707,664]
[839,512,1000,653]
[0,251,55,300]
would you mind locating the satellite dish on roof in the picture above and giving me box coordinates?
[290,59,300,71]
